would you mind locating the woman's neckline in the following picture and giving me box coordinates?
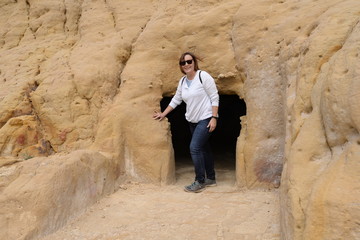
[186,70,197,80]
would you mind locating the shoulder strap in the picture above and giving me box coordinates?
[181,76,186,85]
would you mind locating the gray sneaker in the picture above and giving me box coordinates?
[204,178,217,187]
[184,181,205,193]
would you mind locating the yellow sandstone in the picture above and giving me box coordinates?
[0,0,359,239]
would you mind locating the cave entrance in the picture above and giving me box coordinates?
[160,95,246,184]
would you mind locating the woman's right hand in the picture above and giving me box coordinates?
[153,111,164,121]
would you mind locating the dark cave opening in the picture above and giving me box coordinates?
[160,95,246,170]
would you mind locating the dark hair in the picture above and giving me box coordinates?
[179,52,200,74]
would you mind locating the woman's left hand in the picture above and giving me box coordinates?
[207,118,217,132]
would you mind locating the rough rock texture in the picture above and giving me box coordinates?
[0,150,121,240]
[0,0,359,239]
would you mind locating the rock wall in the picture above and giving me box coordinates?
[0,150,120,240]
[0,0,359,239]
[234,1,360,239]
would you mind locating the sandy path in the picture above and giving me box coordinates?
[41,163,280,240]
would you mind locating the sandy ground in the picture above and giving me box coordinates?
[41,161,280,240]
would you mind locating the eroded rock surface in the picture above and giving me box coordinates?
[0,0,359,239]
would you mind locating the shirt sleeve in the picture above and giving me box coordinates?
[202,71,219,107]
[169,77,184,108]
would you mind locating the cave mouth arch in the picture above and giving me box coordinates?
[160,95,246,182]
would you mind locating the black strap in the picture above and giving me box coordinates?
[181,76,186,85]
[181,71,202,85]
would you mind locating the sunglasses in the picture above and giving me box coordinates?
[179,59,193,66]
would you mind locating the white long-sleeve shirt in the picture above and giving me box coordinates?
[169,70,219,123]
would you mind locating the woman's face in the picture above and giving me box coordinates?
[181,54,195,74]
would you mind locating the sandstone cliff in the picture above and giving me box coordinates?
[0,0,359,239]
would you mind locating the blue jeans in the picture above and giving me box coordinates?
[188,117,215,183]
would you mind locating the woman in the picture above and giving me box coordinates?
[153,52,219,193]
